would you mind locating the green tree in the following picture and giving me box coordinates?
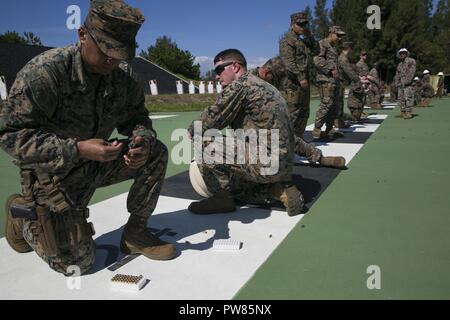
[304,5,316,37]
[314,0,331,39]
[0,31,43,46]
[140,36,200,80]
[431,0,450,73]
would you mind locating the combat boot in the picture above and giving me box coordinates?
[188,190,236,215]
[312,127,322,140]
[271,183,304,217]
[334,118,348,129]
[120,215,177,261]
[403,112,413,120]
[395,111,405,118]
[360,112,369,120]
[320,156,346,169]
[326,127,344,139]
[5,194,33,253]
[370,103,382,110]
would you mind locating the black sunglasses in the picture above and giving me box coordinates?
[214,61,235,76]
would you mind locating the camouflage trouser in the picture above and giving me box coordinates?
[437,87,444,98]
[285,82,310,137]
[198,139,293,205]
[348,86,365,115]
[315,81,340,129]
[23,140,168,276]
[294,136,322,163]
[367,85,381,106]
[398,86,415,113]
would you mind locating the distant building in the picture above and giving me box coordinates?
[0,43,197,95]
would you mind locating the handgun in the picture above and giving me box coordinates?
[10,204,37,220]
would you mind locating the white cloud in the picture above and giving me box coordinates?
[247,57,270,70]
[194,56,214,76]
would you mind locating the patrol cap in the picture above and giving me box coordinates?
[397,48,410,58]
[262,56,286,79]
[423,69,430,75]
[329,26,346,36]
[291,12,309,26]
[84,0,145,61]
[342,42,353,49]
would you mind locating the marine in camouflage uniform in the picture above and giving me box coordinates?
[356,51,370,109]
[0,0,176,276]
[367,63,383,109]
[279,12,320,138]
[313,26,346,139]
[188,49,304,216]
[394,48,416,119]
[437,73,445,98]
[337,42,365,123]
[417,73,435,107]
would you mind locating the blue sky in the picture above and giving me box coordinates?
[0,0,439,74]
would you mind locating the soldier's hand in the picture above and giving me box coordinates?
[299,79,309,89]
[124,136,150,169]
[77,139,123,162]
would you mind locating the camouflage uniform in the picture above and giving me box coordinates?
[279,12,320,137]
[367,67,382,106]
[437,75,445,98]
[356,59,370,76]
[313,36,340,130]
[0,1,167,275]
[188,72,295,205]
[252,62,322,164]
[394,52,416,113]
[419,74,435,99]
[338,50,364,119]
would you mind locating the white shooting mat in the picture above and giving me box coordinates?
[305,114,388,133]
[150,115,178,120]
[298,115,387,164]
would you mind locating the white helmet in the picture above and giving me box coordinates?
[438,72,444,76]
[414,77,419,81]
[423,70,430,75]
[189,160,212,198]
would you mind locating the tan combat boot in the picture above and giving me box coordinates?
[188,189,236,215]
[395,111,405,118]
[326,127,344,139]
[370,103,382,110]
[320,156,347,169]
[272,183,304,217]
[5,194,33,253]
[120,215,177,261]
[403,112,413,120]
[312,127,322,140]
[334,118,346,129]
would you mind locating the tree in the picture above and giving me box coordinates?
[314,0,331,39]
[140,36,200,80]
[23,32,43,46]
[0,31,43,46]
[304,5,316,38]
[202,70,216,81]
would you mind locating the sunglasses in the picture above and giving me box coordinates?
[214,61,236,76]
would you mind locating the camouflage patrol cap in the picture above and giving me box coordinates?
[262,56,286,79]
[342,42,353,49]
[290,12,309,25]
[84,0,145,61]
[329,26,346,36]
